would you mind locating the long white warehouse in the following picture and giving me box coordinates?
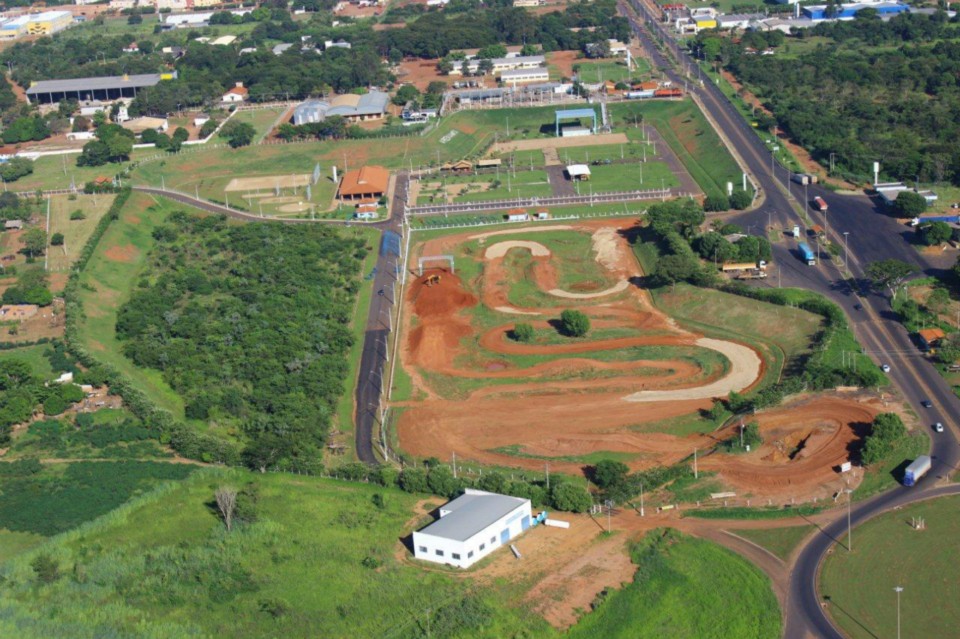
[412,489,532,569]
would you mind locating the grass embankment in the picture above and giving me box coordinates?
[229,107,287,142]
[74,192,187,419]
[9,148,154,193]
[820,494,960,639]
[610,99,744,200]
[567,529,781,639]
[736,525,816,560]
[0,469,551,639]
[46,193,116,272]
[0,343,56,378]
[652,282,822,389]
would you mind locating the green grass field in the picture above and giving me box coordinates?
[229,107,288,143]
[74,191,187,419]
[417,169,553,205]
[586,162,678,192]
[574,60,634,84]
[610,100,744,200]
[0,343,56,379]
[820,494,960,639]
[652,282,822,387]
[0,469,552,639]
[567,528,780,639]
[736,525,815,560]
[554,142,654,165]
[46,193,116,272]
[11,148,154,193]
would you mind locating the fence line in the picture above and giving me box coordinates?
[408,187,676,215]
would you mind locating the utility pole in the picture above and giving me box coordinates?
[843,232,849,269]
[846,488,853,551]
[639,482,644,516]
[452,451,457,479]
[693,448,698,478]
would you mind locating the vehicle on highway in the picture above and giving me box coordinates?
[813,196,828,211]
[934,423,944,433]
[854,303,863,311]
[882,364,891,372]
[798,242,816,266]
[903,455,932,486]
[922,400,934,408]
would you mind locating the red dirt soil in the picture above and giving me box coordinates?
[395,220,870,501]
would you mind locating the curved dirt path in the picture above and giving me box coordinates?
[623,337,762,402]
[484,240,551,259]
[548,279,631,299]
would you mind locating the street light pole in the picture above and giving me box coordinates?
[843,232,850,270]
[639,482,644,517]
[894,586,903,639]
[846,488,853,551]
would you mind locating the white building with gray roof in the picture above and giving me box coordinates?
[412,489,532,569]
[292,91,390,125]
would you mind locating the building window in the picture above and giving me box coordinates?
[452,553,461,560]
[491,536,496,545]
[418,546,428,553]
[479,544,486,551]
[468,551,474,558]
[436,549,444,557]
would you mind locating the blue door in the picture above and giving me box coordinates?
[521,516,530,531]
[500,528,510,544]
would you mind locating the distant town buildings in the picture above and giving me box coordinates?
[0,10,72,40]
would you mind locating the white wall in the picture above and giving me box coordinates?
[413,500,532,569]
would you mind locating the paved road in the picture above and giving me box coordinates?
[619,3,960,636]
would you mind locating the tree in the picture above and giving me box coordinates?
[654,253,700,287]
[392,84,420,106]
[398,467,429,493]
[43,394,67,416]
[892,190,927,217]
[592,459,629,489]
[477,58,494,76]
[921,221,951,246]
[560,309,590,337]
[21,228,46,258]
[76,140,111,167]
[549,482,592,513]
[50,232,64,246]
[511,322,534,342]
[215,486,238,532]
[862,413,907,465]
[0,157,34,182]
[30,553,60,584]
[427,465,458,497]
[866,259,918,299]
[107,135,133,162]
[219,121,255,148]
[199,119,219,138]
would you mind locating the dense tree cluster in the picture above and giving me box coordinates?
[381,0,629,59]
[76,123,135,167]
[701,12,960,183]
[861,413,908,465]
[114,212,369,471]
[0,358,89,444]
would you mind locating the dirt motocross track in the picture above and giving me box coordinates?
[395,220,875,499]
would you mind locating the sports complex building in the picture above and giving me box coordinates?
[25,72,178,105]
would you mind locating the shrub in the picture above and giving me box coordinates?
[729,189,753,210]
[69,209,86,221]
[43,394,68,416]
[511,322,534,342]
[560,309,590,337]
[549,481,593,512]
[31,553,60,583]
[50,232,65,246]
[591,459,629,489]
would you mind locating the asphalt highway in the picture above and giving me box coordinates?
[618,3,960,636]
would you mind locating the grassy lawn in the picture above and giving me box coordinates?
[490,445,645,465]
[610,99,744,200]
[820,494,960,639]
[74,191,187,419]
[0,343,56,379]
[444,169,553,203]
[11,148,153,193]
[652,283,822,387]
[574,60,634,84]
[0,530,44,565]
[555,142,654,165]
[0,469,551,638]
[736,525,815,561]
[567,529,780,639]
[853,432,929,500]
[229,107,288,142]
[333,226,381,457]
[46,193,116,272]
[586,161,678,193]
[627,407,730,436]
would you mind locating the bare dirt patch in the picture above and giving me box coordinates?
[103,244,137,263]
[225,174,312,192]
